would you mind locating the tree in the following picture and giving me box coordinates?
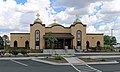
[0,36,4,49]
[45,32,57,49]
[2,35,9,50]
[110,36,117,45]
[104,35,117,46]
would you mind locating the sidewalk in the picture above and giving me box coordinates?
[64,57,85,65]
[64,57,102,72]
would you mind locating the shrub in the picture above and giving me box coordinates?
[96,46,102,50]
[54,55,63,60]
[1,51,6,55]
[11,50,19,56]
[8,49,12,54]
[104,45,114,51]
[101,59,106,62]
[46,56,49,58]
[30,49,43,53]
[20,49,28,56]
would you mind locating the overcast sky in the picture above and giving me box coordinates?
[0,0,120,42]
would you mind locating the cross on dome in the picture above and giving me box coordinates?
[34,13,42,24]
[36,13,40,18]
[53,19,56,23]
[73,14,81,24]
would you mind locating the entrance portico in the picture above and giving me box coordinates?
[44,33,74,49]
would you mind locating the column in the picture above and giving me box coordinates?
[71,39,73,49]
[63,38,65,49]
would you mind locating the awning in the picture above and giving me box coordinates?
[43,33,74,39]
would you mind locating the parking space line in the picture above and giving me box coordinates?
[10,59,28,67]
[69,62,81,72]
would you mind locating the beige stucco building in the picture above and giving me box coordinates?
[10,13,104,51]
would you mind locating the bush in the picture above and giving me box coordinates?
[8,49,12,54]
[54,55,63,60]
[96,46,102,50]
[104,45,114,51]
[1,51,6,55]
[11,50,19,56]
[30,49,43,53]
[101,59,106,62]
[20,49,28,56]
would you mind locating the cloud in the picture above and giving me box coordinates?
[53,0,109,9]
[0,0,54,37]
[1,0,120,43]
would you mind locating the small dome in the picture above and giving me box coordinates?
[48,23,62,27]
[34,13,42,24]
[34,18,42,24]
[73,18,81,24]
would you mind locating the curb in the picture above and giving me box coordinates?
[79,56,120,58]
[0,57,44,60]
[87,61,119,65]
[32,58,70,65]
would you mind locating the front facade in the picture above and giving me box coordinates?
[10,13,104,51]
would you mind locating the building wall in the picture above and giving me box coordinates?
[86,34,104,47]
[45,26,70,33]
[30,23,45,49]
[71,24,86,49]
[10,33,30,47]
[10,23,104,50]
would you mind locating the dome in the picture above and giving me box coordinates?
[48,23,62,27]
[34,18,42,24]
[73,18,82,24]
[34,13,42,24]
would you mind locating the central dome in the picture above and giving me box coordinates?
[48,23,63,27]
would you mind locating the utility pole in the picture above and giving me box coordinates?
[111,29,113,37]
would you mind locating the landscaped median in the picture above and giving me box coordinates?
[79,57,119,65]
[32,55,70,65]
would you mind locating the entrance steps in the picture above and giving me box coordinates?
[64,57,102,72]
[43,49,75,55]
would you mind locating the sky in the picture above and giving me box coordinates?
[0,0,120,42]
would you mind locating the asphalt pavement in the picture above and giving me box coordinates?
[0,59,77,72]
[89,59,120,72]
[0,58,120,72]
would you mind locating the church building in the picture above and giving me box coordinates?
[10,13,104,51]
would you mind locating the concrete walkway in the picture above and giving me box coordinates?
[64,57,85,65]
[64,57,102,72]
[43,49,75,55]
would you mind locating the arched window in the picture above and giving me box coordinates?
[14,40,17,47]
[97,41,100,47]
[35,30,40,49]
[86,41,89,48]
[77,30,82,49]
[25,40,29,49]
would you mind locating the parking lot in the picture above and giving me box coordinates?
[0,58,120,72]
[0,59,77,72]
[89,58,120,72]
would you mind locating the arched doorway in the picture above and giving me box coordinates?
[97,41,100,47]
[86,41,89,48]
[25,40,29,49]
[14,41,17,48]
